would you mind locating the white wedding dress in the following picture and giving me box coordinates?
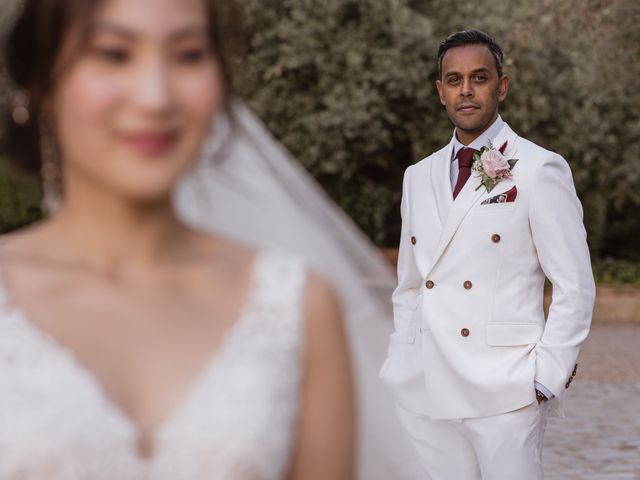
[0,250,306,479]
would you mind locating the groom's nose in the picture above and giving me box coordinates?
[460,78,474,97]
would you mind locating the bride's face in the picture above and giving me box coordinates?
[49,0,222,204]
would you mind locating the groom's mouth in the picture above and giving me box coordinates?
[457,104,480,114]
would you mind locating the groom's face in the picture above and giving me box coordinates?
[436,44,509,144]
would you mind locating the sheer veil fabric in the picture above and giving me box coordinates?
[174,102,422,479]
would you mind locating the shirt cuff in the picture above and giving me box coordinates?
[535,381,554,399]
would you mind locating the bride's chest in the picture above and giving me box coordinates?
[0,305,303,479]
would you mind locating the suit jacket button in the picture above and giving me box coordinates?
[411,236,417,245]
[461,328,470,337]
[463,280,473,290]
[426,280,434,289]
[491,234,501,243]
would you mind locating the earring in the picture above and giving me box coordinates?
[9,90,31,125]
[39,116,62,214]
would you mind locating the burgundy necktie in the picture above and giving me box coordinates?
[453,147,477,199]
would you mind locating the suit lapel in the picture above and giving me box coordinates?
[427,123,519,275]
[428,172,484,272]
[430,142,454,227]
[492,124,519,168]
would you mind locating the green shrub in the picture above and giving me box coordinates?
[592,259,640,288]
[236,0,640,252]
[0,157,42,233]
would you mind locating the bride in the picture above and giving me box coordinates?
[0,0,355,478]
[0,0,418,480]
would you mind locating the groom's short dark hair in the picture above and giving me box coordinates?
[437,30,504,79]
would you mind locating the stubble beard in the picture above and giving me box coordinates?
[451,106,499,141]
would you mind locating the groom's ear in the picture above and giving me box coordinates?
[497,75,509,102]
[436,79,446,106]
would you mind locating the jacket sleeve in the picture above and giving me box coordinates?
[529,153,596,398]
[391,166,424,337]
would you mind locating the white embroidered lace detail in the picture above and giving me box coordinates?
[0,250,306,479]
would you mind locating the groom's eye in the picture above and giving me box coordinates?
[447,76,461,85]
[473,74,487,82]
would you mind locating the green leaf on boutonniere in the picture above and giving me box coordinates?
[477,176,498,193]
[485,178,498,193]
[508,159,519,169]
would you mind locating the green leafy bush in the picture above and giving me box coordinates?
[0,157,42,233]
[236,0,640,253]
[593,259,640,288]
[236,0,445,244]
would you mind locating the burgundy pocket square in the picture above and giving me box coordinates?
[481,186,517,205]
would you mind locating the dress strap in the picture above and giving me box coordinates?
[243,249,308,339]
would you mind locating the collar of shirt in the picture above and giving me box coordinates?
[451,115,505,161]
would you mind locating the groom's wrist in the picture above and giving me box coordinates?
[533,381,553,400]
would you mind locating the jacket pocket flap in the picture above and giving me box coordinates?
[486,323,542,346]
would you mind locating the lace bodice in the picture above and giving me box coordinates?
[0,250,307,480]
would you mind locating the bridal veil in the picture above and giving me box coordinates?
[174,102,421,479]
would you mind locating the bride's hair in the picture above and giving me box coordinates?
[1,0,241,175]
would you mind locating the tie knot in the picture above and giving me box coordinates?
[456,147,477,168]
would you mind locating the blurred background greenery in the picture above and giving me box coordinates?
[1,0,638,283]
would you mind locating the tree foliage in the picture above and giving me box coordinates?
[236,0,640,256]
[236,0,444,244]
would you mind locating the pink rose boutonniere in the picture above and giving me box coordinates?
[472,141,518,193]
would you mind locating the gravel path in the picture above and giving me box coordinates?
[544,323,640,479]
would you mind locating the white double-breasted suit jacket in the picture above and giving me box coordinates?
[380,122,595,420]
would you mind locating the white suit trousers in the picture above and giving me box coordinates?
[396,401,549,479]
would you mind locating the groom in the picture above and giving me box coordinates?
[380,30,595,479]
